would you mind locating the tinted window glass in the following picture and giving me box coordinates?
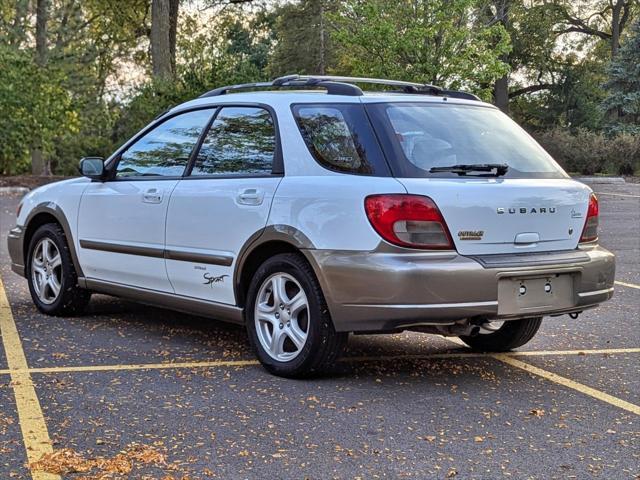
[191,107,275,176]
[367,103,567,179]
[292,104,389,176]
[116,109,214,178]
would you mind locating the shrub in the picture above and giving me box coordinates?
[534,128,640,176]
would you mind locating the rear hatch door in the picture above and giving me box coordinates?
[397,178,591,255]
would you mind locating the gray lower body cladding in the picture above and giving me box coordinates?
[7,226,25,277]
[10,218,615,334]
[304,245,615,333]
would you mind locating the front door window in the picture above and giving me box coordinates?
[116,109,215,178]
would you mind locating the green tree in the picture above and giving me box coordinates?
[554,0,637,59]
[485,0,564,113]
[269,0,337,76]
[511,55,607,131]
[602,17,640,132]
[330,0,511,100]
[0,46,78,175]
[114,8,274,147]
[0,0,149,174]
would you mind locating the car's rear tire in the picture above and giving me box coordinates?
[458,317,542,351]
[245,253,347,378]
[26,223,91,316]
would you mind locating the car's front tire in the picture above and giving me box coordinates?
[26,223,91,316]
[245,253,347,378]
[458,317,542,351]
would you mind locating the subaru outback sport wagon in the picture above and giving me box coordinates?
[8,75,615,377]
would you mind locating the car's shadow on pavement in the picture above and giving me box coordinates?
[16,292,480,379]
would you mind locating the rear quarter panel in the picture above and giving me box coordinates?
[269,175,406,251]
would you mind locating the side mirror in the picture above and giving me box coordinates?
[79,157,105,181]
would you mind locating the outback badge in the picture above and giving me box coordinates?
[458,230,484,241]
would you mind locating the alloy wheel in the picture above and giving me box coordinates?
[254,272,310,362]
[31,238,62,305]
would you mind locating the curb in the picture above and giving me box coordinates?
[575,176,626,184]
[0,187,30,195]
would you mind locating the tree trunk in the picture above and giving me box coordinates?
[30,149,48,176]
[318,0,326,75]
[611,0,622,58]
[35,0,48,66]
[492,0,510,113]
[494,75,509,113]
[32,0,50,176]
[151,0,173,80]
[169,0,179,75]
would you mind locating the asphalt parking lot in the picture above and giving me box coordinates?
[0,181,638,479]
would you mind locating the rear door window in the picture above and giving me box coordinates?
[190,107,276,176]
[292,104,390,176]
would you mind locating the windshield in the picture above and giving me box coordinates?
[366,103,568,179]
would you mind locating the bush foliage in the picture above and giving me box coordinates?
[536,128,640,175]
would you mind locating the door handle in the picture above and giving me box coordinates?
[142,188,163,204]
[237,188,264,205]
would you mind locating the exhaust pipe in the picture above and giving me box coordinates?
[433,322,481,337]
[409,318,485,337]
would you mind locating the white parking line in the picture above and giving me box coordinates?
[596,192,640,198]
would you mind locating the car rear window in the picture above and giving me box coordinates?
[291,104,390,176]
[366,102,568,179]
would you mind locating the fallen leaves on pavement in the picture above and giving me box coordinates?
[30,443,169,478]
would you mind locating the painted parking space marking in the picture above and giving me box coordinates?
[443,336,640,415]
[0,347,637,376]
[0,278,60,480]
[615,280,640,290]
[500,347,640,356]
[493,354,640,416]
[24,359,261,375]
[596,192,640,198]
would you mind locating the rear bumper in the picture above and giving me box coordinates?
[7,226,25,277]
[305,245,615,333]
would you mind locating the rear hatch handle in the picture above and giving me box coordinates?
[514,232,540,245]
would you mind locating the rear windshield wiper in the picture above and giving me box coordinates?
[429,163,509,176]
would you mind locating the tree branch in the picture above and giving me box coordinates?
[619,1,631,33]
[556,7,613,41]
[509,83,554,98]
[555,26,612,40]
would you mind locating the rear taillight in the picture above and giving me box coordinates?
[579,193,599,243]
[365,194,453,249]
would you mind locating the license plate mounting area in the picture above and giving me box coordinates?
[498,273,576,316]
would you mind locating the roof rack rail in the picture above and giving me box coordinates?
[298,75,481,101]
[199,74,480,101]
[200,76,363,97]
